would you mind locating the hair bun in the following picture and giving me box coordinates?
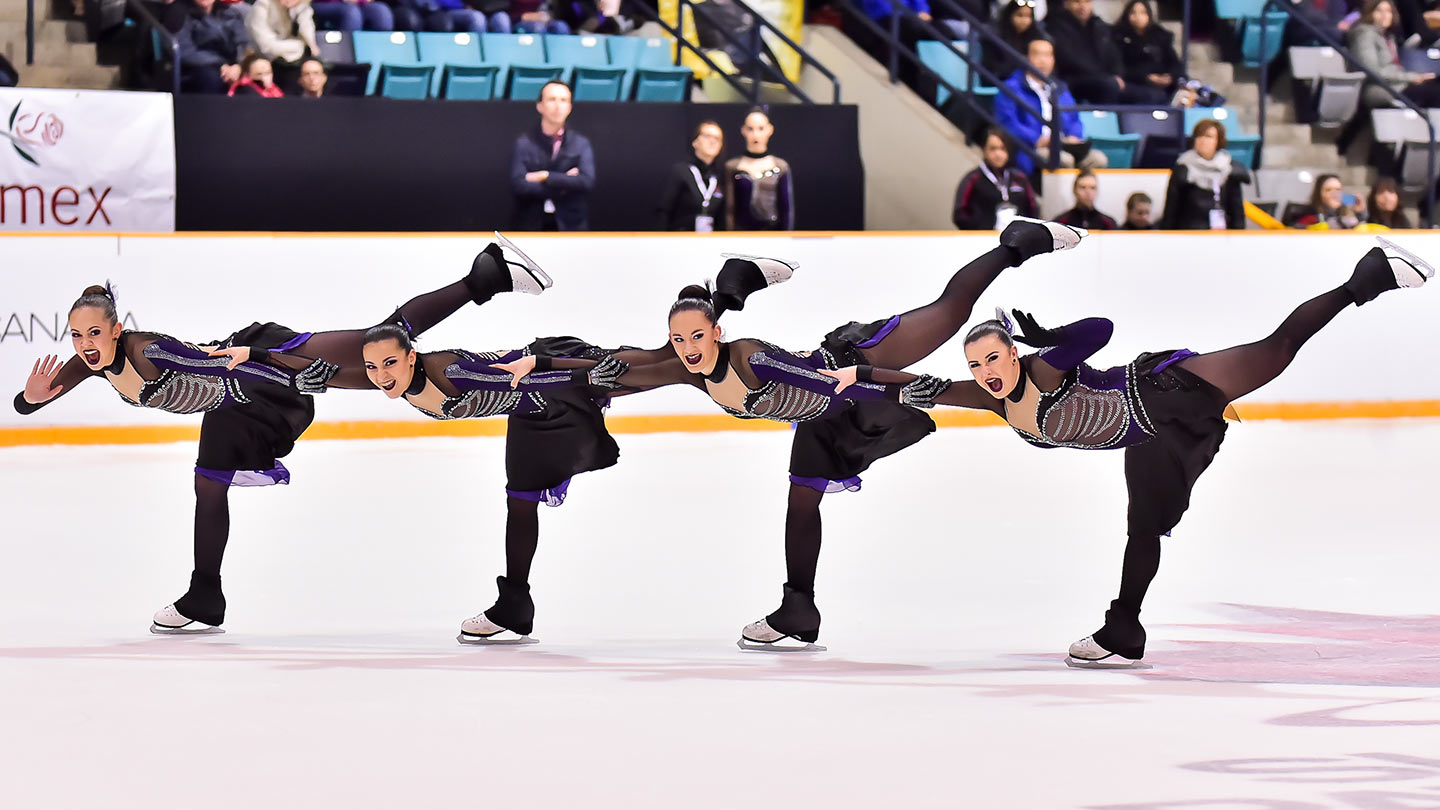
[677,284,713,303]
[82,284,110,298]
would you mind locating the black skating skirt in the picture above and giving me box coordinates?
[195,322,317,487]
[1124,350,1230,539]
[789,316,937,493]
[504,336,621,506]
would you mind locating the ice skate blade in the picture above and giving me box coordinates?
[457,632,539,646]
[736,638,827,653]
[1065,655,1149,670]
[493,231,553,289]
[1375,236,1435,285]
[149,623,224,636]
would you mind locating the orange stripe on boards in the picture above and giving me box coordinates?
[3,402,1438,447]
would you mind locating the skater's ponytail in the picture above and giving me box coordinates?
[670,283,719,324]
[70,282,118,324]
[363,323,414,353]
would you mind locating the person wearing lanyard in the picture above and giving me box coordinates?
[1160,119,1248,231]
[953,129,1040,230]
[657,120,728,232]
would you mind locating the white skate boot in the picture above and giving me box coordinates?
[493,231,554,294]
[718,253,799,286]
[1064,635,1148,669]
[457,612,538,646]
[737,619,827,653]
[1003,216,1088,256]
[1375,236,1435,289]
[150,604,224,635]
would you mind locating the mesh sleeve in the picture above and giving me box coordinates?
[13,354,96,414]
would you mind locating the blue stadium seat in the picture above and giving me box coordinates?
[547,34,626,101]
[915,41,996,109]
[377,65,435,99]
[353,31,421,95]
[1213,0,1266,19]
[440,65,501,100]
[1081,110,1140,169]
[633,66,692,102]
[610,36,682,99]
[417,32,488,96]
[1238,12,1287,67]
[481,32,557,99]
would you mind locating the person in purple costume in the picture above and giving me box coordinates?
[477,218,1090,650]
[825,236,1435,668]
[15,237,549,636]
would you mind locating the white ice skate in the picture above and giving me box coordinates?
[1064,635,1149,670]
[493,231,554,295]
[457,612,538,646]
[1010,216,1088,252]
[719,253,799,287]
[736,619,827,653]
[149,604,224,636]
[1375,236,1435,289]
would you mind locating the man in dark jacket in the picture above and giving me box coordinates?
[1046,0,1159,104]
[510,81,596,231]
[175,0,252,94]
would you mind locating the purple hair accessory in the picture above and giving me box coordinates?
[104,280,118,303]
[994,306,1014,334]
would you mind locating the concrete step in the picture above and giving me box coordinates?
[9,40,101,70]
[0,1,60,24]
[1260,122,1320,147]
[17,62,121,90]
[1259,142,1352,167]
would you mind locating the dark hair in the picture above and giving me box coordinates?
[539,79,572,99]
[744,106,772,126]
[1126,191,1152,210]
[1309,173,1351,215]
[239,51,270,77]
[693,119,723,141]
[1361,0,1398,30]
[1027,36,1054,55]
[997,0,1039,39]
[363,323,414,353]
[1367,176,1407,227]
[70,283,117,324]
[963,319,1016,349]
[300,56,326,72]
[982,127,1012,155]
[1116,0,1154,30]
[1074,169,1098,190]
[669,284,718,325]
[1191,118,1227,149]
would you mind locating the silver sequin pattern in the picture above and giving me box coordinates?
[139,372,236,414]
[442,389,525,420]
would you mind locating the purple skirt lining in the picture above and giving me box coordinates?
[789,474,862,494]
[195,461,291,488]
[1151,349,1197,375]
[273,332,315,353]
[855,315,902,349]
[506,477,573,508]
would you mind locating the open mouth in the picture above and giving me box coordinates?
[684,353,703,366]
[83,350,101,365]
[381,379,397,392]
[985,377,1004,393]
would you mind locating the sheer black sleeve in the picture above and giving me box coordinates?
[13,354,97,414]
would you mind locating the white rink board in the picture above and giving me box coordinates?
[3,231,1439,427]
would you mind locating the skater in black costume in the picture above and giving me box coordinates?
[822,236,1434,666]
[460,219,1089,649]
[15,236,551,635]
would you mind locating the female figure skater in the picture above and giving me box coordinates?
[14,237,551,635]
[824,237,1433,666]
[472,218,1087,649]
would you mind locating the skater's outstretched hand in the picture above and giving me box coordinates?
[208,346,250,370]
[818,366,856,394]
[495,355,537,388]
[23,355,66,404]
[1011,309,1059,348]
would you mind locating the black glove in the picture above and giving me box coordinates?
[585,355,629,389]
[899,374,951,408]
[294,358,339,395]
[1011,309,1060,348]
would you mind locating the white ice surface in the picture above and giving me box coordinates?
[2,422,1438,809]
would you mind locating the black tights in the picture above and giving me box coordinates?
[505,496,540,585]
[857,245,1019,371]
[783,484,825,594]
[193,474,230,577]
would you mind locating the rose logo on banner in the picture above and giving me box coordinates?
[3,100,65,167]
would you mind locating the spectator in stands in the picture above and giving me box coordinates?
[248,0,321,65]
[1057,170,1119,229]
[1366,176,1413,227]
[1349,0,1440,110]
[502,0,571,33]
[658,120,727,231]
[298,57,328,97]
[175,0,251,94]
[559,0,636,34]
[312,0,395,31]
[996,38,1109,174]
[1161,119,1249,229]
[1286,173,1367,228]
[510,81,594,231]
[1046,0,1164,104]
[229,53,286,96]
[1121,191,1155,228]
[1389,0,1439,46]
[1112,0,1182,103]
[387,0,494,32]
[724,108,795,230]
[984,0,1045,84]
[952,128,1040,229]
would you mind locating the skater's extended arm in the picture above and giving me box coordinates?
[132,337,334,394]
[444,352,628,393]
[1012,311,1114,375]
[14,354,95,414]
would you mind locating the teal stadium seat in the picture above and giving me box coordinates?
[610,36,689,99]
[377,65,435,99]
[1183,106,1262,168]
[547,34,626,102]
[1081,110,1140,169]
[915,41,996,109]
[634,66,692,101]
[440,65,501,100]
[353,31,421,95]
[417,32,491,98]
[482,32,562,100]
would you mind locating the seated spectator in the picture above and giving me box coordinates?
[1285,173,1366,229]
[984,0,1045,84]
[1046,0,1164,104]
[1161,119,1249,229]
[503,0,571,33]
[658,120,727,231]
[510,81,594,231]
[175,0,251,94]
[229,53,286,96]
[559,0,637,34]
[0,54,17,88]
[388,0,496,32]
[847,0,939,88]
[247,0,321,64]
[1057,170,1119,229]
[1348,0,1440,110]
[995,38,1109,174]
[1112,0,1182,103]
[1366,176,1413,228]
[952,128,1039,230]
[1121,191,1154,229]
[298,56,328,97]
[312,0,396,32]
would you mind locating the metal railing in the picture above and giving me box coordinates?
[630,0,840,104]
[26,0,35,65]
[1257,0,1435,224]
[127,0,180,95]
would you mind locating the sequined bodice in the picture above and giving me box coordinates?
[1010,362,1156,450]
